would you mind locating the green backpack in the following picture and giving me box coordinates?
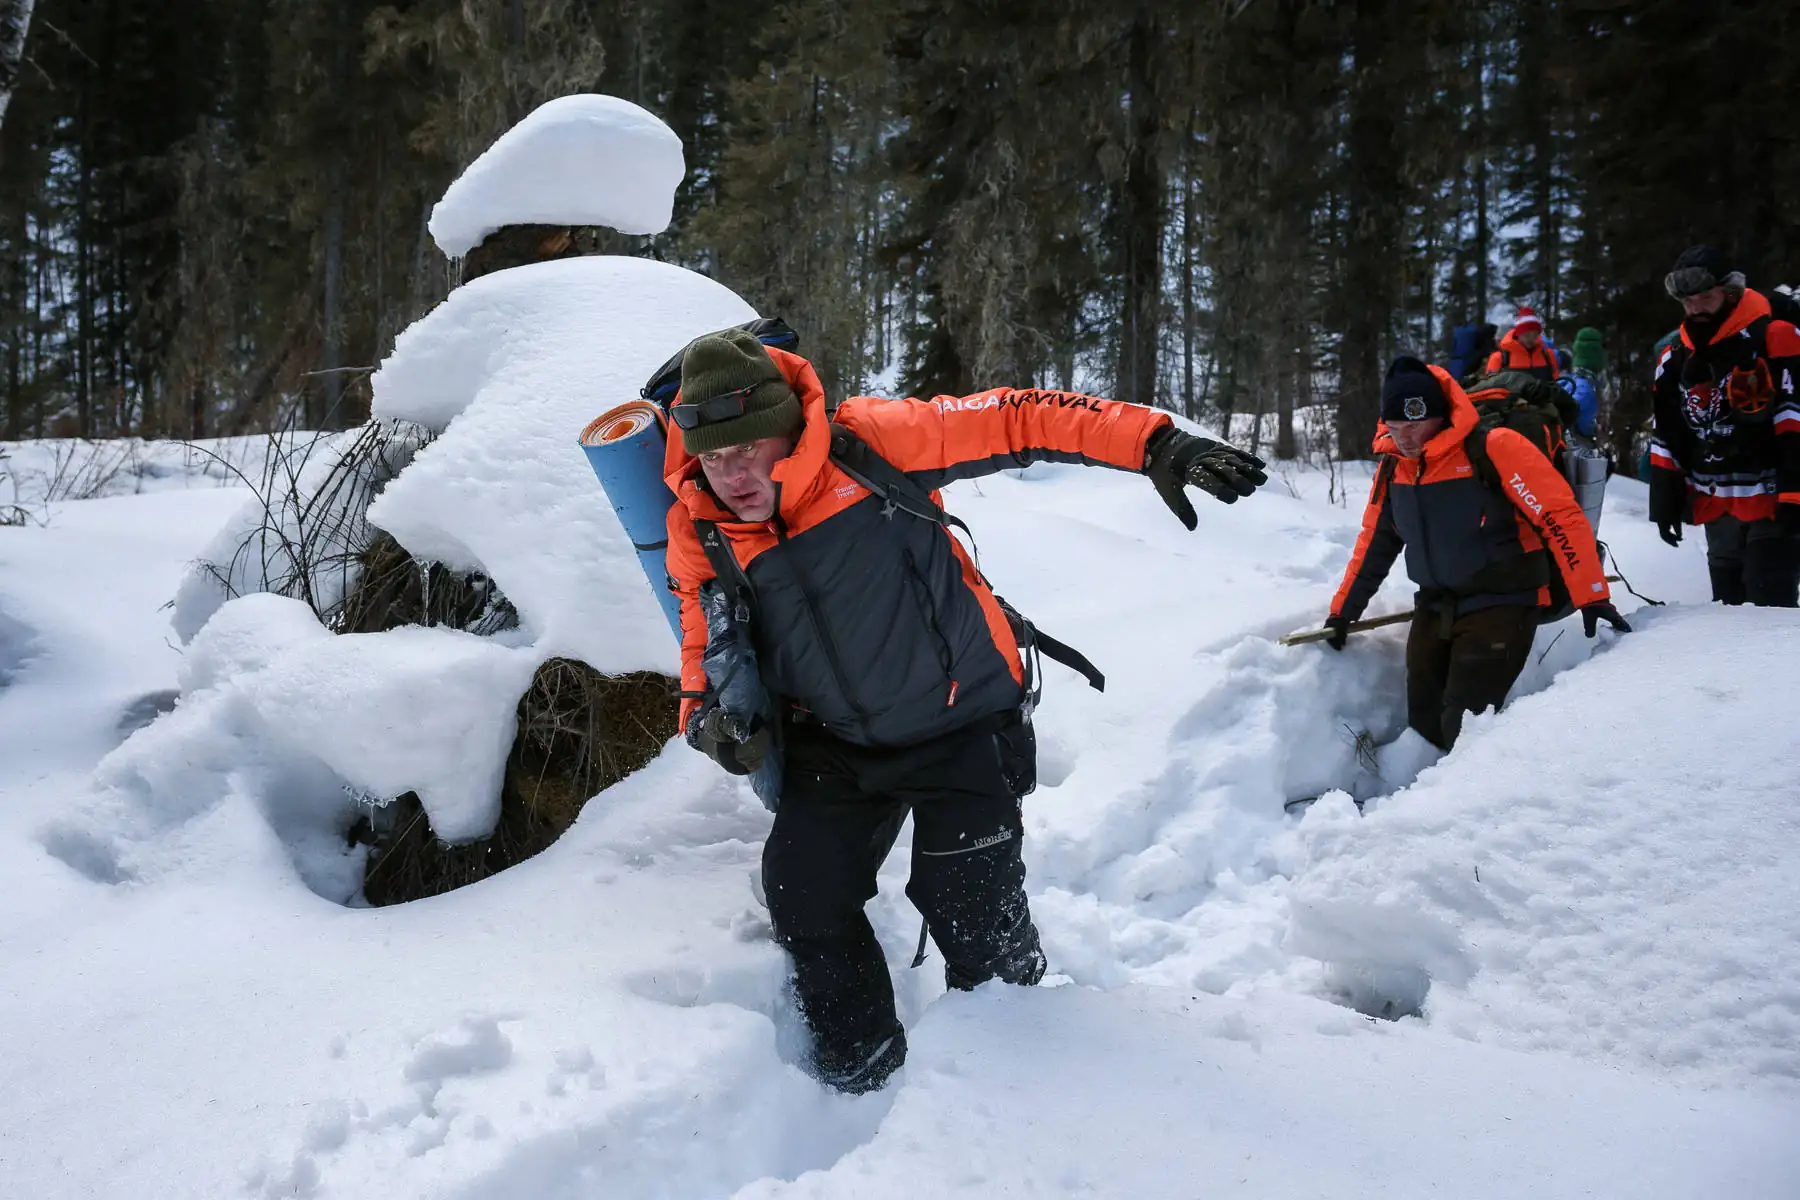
[1459,370,1581,486]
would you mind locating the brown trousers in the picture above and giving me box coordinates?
[1406,603,1539,750]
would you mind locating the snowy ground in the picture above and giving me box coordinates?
[2,445,1797,1199]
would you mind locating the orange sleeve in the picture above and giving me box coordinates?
[1485,429,1610,606]
[834,388,1172,486]
[1484,350,1503,375]
[1330,458,1403,621]
[663,501,715,732]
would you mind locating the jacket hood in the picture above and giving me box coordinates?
[664,345,834,524]
[1372,364,1477,458]
[1680,288,1771,350]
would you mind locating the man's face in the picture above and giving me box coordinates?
[1517,327,1541,350]
[698,434,794,522]
[1681,286,1729,319]
[1388,416,1447,459]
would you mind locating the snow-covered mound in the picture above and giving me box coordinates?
[366,254,754,672]
[429,95,685,257]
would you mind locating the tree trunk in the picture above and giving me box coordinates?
[315,0,351,430]
[1335,0,1397,459]
[1472,23,1489,321]
[0,0,34,130]
[1118,2,1164,409]
[317,152,346,430]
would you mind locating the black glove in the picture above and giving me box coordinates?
[1656,520,1683,547]
[686,707,770,776]
[1323,614,1351,651]
[1143,426,1269,530]
[1778,504,1800,535]
[1581,601,1631,638]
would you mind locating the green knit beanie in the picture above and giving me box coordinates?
[676,329,803,454]
[1571,327,1606,376]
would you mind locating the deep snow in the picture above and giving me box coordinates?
[3,440,1797,1199]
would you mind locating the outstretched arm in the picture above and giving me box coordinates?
[838,388,1172,484]
[839,388,1267,528]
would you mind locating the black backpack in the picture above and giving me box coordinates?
[1770,285,1800,327]
[640,318,802,410]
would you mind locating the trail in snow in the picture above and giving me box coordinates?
[5,449,1795,1200]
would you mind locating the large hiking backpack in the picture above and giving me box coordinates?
[1460,370,1604,619]
[1461,369,1581,482]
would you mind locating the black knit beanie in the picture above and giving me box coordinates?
[676,329,804,454]
[1381,356,1449,423]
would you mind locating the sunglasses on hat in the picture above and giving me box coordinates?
[671,384,758,430]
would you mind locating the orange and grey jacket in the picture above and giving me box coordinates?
[1330,366,1610,623]
[664,347,1170,748]
[1484,332,1561,382]
[1648,288,1800,526]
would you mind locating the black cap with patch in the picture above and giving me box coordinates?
[1381,355,1449,423]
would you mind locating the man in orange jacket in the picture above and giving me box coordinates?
[662,329,1267,1093]
[1324,357,1627,750]
[1485,306,1561,381]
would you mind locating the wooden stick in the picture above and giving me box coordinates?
[1280,610,1411,646]
[1280,576,1624,646]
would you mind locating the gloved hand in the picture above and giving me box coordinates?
[686,707,770,776]
[1778,503,1800,535]
[1143,426,1269,530]
[1581,601,1631,638]
[1656,520,1683,547]
[1323,614,1352,651]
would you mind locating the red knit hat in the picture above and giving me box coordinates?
[1513,307,1543,335]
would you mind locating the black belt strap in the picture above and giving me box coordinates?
[1033,627,1105,692]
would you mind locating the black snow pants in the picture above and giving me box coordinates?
[761,712,1046,1093]
[1406,603,1539,751]
[1703,515,1799,608]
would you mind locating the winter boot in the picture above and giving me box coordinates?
[943,912,1047,992]
[814,1024,907,1095]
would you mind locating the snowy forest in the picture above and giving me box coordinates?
[1,0,1794,459]
[4,2,1800,1194]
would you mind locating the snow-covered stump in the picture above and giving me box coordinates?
[340,97,706,903]
[358,660,676,906]
[165,95,751,906]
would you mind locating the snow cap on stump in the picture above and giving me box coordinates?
[429,95,685,259]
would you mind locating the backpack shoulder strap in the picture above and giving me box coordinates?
[693,517,757,618]
[827,423,975,540]
[828,422,1103,693]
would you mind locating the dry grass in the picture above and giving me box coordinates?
[334,530,517,636]
[359,660,678,906]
